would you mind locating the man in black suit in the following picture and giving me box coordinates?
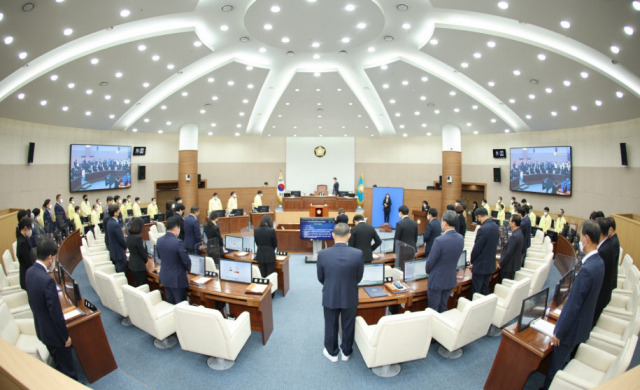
[425,210,463,312]
[183,206,202,254]
[102,196,114,250]
[54,194,68,237]
[470,207,499,295]
[158,216,191,304]
[423,208,442,257]
[332,177,339,196]
[394,205,418,251]
[348,214,381,263]
[105,204,127,273]
[317,223,363,363]
[593,217,620,325]
[498,214,524,280]
[174,203,186,240]
[519,205,532,266]
[335,208,349,224]
[544,221,604,389]
[25,239,77,379]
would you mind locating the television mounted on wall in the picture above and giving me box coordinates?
[509,146,572,196]
[69,144,132,192]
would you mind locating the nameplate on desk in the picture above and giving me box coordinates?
[243,248,253,253]
[384,277,393,283]
[252,278,269,284]
[276,251,288,256]
[205,271,218,278]
[84,299,97,311]
[364,286,389,298]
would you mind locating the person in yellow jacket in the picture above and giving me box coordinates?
[120,198,129,219]
[528,206,537,227]
[208,192,223,215]
[538,207,552,233]
[495,196,504,214]
[226,191,238,215]
[253,190,263,210]
[96,198,103,215]
[80,194,92,217]
[482,199,491,216]
[147,197,159,220]
[125,195,133,211]
[67,196,76,221]
[509,197,516,214]
[72,205,83,232]
[132,197,142,217]
[90,203,100,226]
[497,204,506,226]
[555,209,567,233]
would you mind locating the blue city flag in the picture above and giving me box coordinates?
[356,173,365,205]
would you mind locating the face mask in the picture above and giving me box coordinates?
[544,212,548,216]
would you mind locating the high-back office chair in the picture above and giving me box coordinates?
[354,310,433,377]
[122,284,177,349]
[317,184,328,195]
[86,230,104,245]
[489,277,531,336]
[521,252,554,273]
[11,241,18,263]
[604,282,640,322]
[155,222,166,234]
[590,309,640,351]
[550,335,638,390]
[0,299,49,363]
[0,290,32,319]
[0,263,21,295]
[82,252,115,296]
[174,302,251,370]
[251,265,278,294]
[532,229,544,245]
[2,250,19,276]
[94,270,131,326]
[84,234,107,251]
[428,293,498,359]
[503,260,551,297]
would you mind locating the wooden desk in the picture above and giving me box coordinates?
[484,322,553,389]
[275,229,314,253]
[224,251,291,297]
[217,215,250,235]
[250,212,274,228]
[283,196,357,212]
[146,272,274,345]
[357,286,412,324]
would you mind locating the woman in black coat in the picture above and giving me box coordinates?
[382,194,392,224]
[126,218,151,286]
[455,205,467,238]
[16,216,34,289]
[254,215,278,278]
[203,211,224,267]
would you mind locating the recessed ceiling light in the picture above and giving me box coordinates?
[367,46,375,53]
[220,25,229,31]
[104,94,111,100]
[419,96,426,101]
[513,69,521,76]
[115,71,123,78]
[3,36,14,45]
[551,111,557,117]
[397,4,409,11]
[123,98,130,104]
[138,44,146,51]
[39,100,47,106]
[259,47,266,53]
[488,81,495,87]
[449,90,456,96]
[86,89,93,95]
[472,105,479,110]
[571,105,578,111]
[345,4,355,11]
[271,5,281,13]
[560,20,571,29]
[382,83,389,89]
[120,9,130,17]
[421,76,428,82]
[402,133,408,137]
[167,64,175,70]
[239,112,245,117]
[595,99,603,106]
[402,23,411,30]
[151,54,160,61]
[221,5,233,12]
[460,62,469,68]
[498,1,509,10]
[67,82,75,89]
[158,130,163,134]
[473,130,479,135]
[384,35,394,41]
[207,77,215,83]
[421,123,427,128]
[0,13,3,21]
[529,79,538,85]
[142,82,150,88]
[610,45,620,54]
[227,80,235,86]
[616,91,624,98]
[85,111,91,116]
[528,94,535,99]
[580,71,589,78]
[357,22,367,29]
[108,114,114,119]
[380,65,388,70]
[17,92,25,100]
[525,114,531,119]
[429,38,438,45]
[200,109,206,114]
[281,36,290,43]
[313,54,320,59]
[563,80,571,86]
[89,57,100,65]
[22,2,35,11]
[402,80,409,86]
[504,129,510,133]
[62,106,69,111]
[50,74,58,81]
[193,41,202,47]
[314,72,321,77]
[633,1,640,11]
[131,128,138,132]
[239,36,250,42]
[144,118,150,123]
[434,110,440,114]
[247,84,254,89]
[211,123,216,127]
[491,118,497,123]
[414,111,420,116]
[545,87,553,94]
[18,51,27,60]
[487,40,496,48]
[389,99,396,104]
[63,28,73,36]
[427,132,432,136]
[311,41,320,48]
[624,26,634,35]
[181,91,188,97]
[341,37,350,43]
[208,132,213,136]
[508,98,515,104]
[161,105,167,110]
[242,99,249,104]
[395,112,401,117]
[473,52,482,59]
[537,53,546,61]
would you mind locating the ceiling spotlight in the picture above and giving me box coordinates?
[90,57,99,65]
[227,80,234,86]
[508,98,516,104]
[624,26,634,35]
[389,99,396,104]
[63,28,73,36]
[341,37,351,43]
[86,89,93,95]
[381,65,388,70]
[473,131,479,135]
[384,35,394,41]
[220,25,229,31]
[528,94,535,99]
[368,46,375,53]
[314,72,321,77]
[22,2,35,12]
[595,99,602,106]
[313,54,320,59]
[551,111,557,117]
[545,87,553,93]
[357,22,367,29]
[271,5,281,13]
[138,44,146,51]
[132,128,138,132]
[85,111,91,116]
[529,79,538,84]
[421,76,429,82]
[633,1,640,11]
[158,130,163,134]
[345,4,355,11]
[18,51,28,60]
[247,84,254,89]
[193,41,202,47]
[221,5,233,12]
[115,71,123,78]
[67,82,75,89]
[160,105,167,110]
[498,1,509,10]
[487,40,496,48]
[449,90,456,96]
[62,106,69,111]
[246,65,253,71]
[39,100,47,106]
[212,96,218,100]
[460,62,469,68]
[4,36,14,45]
[50,74,58,81]
[120,9,131,17]
[397,4,409,11]
[259,47,266,53]
[560,20,571,29]
[281,36,290,43]
[402,80,409,86]
[513,69,521,76]
[616,91,624,98]
[312,41,320,48]
[504,129,510,133]
[488,81,495,87]
[123,99,130,104]
[563,80,571,86]
[580,71,589,78]
[151,54,160,61]
[472,105,478,110]
[402,23,411,30]
[473,52,482,59]
[610,45,620,54]
[181,91,188,97]
[537,53,546,61]
[571,105,578,111]
[104,94,111,100]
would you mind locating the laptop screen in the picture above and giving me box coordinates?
[219,259,252,284]
[404,259,428,282]
[358,263,385,286]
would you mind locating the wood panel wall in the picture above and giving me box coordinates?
[612,214,640,268]
[442,151,462,208]
[178,150,198,209]
[0,210,21,264]
[196,187,278,224]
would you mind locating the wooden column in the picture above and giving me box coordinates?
[442,151,462,208]
[178,150,198,208]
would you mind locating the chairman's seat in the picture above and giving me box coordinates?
[489,277,531,336]
[354,310,433,377]
[174,302,251,370]
[428,293,498,359]
[94,270,131,326]
[0,299,49,363]
[122,284,177,349]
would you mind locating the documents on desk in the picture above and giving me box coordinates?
[190,276,212,286]
[63,307,85,321]
[364,286,389,298]
[235,251,249,257]
[530,318,555,338]
[276,255,287,261]
[246,283,268,295]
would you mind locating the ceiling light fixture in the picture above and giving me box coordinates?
[220,25,229,31]
[595,99,602,106]
[545,87,552,93]
[498,2,509,10]
[402,23,411,30]
[193,41,202,47]
[580,71,589,78]
[67,82,75,89]
[286,50,294,56]
[513,69,521,76]
[17,93,25,99]
[610,45,620,54]
[345,4,355,11]
[397,4,409,11]
[138,44,146,51]
[263,23,273,31]
[537,53,546,61]
[571,105,578,111]
[151,54,160,61]
[62,106,69,111]
[227,80,234,86]
[18,51,28,60]
[312,41,320,48]
[341,37,350,43]
[357,22,366,29]
[313,54,320,59]
[90,57,99,65]
[460,62,469,68]
[528,94,535,99]
[563,80,571,86]
[488,81,495,87]
[616,91,624,98]
[115,71,123,78]
[367,46,375,53]
[624,26,635,35]
[63,28,73,36]
[560,20,571,29]
[86,89,93,95]
[281,36,290,43]
[221,5,233,12]
[551,111,557,116]
[4,36,14,45]
[22,3,35,12]
[239,36,250,42]
[473,52,482,59]
[530,79,538,84]
[50,74,58,81]
[271,5,281,13]
[39,100,47,106]
[120,9,130,18]
[487,40,496,48]
[384,35,394,41]
[633,1,640,11]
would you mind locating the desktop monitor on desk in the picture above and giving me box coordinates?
[212,210,226,219]
[188,255,205,276]
[358,263,385,286]
[155,213,165,222]
[127,209,133,217]
[517,287,549,332]
[376,238,394,254]
[290,191,302,197]
[141,207,148,215]
[60,265,80,307]
[230,209,244,217]
[225,235,243,251]
[141,215,150,224]
[219,259,252,284]
[456,249,468,271]
[256,206,269,213]
[337,191,349,197]
[404,259,428,283]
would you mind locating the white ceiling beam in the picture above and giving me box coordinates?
[245,65,297,135]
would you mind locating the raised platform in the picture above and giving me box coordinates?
[274,211,363,225]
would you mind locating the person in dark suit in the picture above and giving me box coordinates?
[254,214,278,277]
[106,204,127,273]
[425,210,463,312]
[43,199,55,234]
[54,194,68,237]
[394,205,418,251]
[498,214,524,280]
[127,217,151,287]
[593,217,620,325]
[157,216,191,304]
[16,216,34,289]
[25,239,77,379]
[470,207,499,295]
[183,206,202,254]
[423,208,442,257]
[519,205,532,266]
[421,200,430,213]
[174,203,186,241]
[543,220,604,389]
[348,214,381,263]
[203,211,224,267]
[454,204,466,238]
[165,200,175,221]
[382,193,391,224]
[317,223,364,362]
[335,208,349,224]
[332,177,339,196]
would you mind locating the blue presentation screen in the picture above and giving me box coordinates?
[300,217,335,240]
[371,187,404,228]
[510,146,572,196]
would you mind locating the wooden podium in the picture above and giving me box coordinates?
[309,205,328,217]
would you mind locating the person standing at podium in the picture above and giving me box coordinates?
[382,193,391,225]
[227,191,238,215]
[254,215,278,278]
[332,177,339,196]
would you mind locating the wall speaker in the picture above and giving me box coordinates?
[197,173,202,186]
[439,175,442,187]
[620,142,628,166]
[27,142,35,164]
[138,165,146,180]
[493,167,501,182]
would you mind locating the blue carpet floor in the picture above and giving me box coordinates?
[68,252,640,390]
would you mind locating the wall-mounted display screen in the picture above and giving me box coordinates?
[300,217,335,240]
[510,146,572,196]
[70,144,132,192]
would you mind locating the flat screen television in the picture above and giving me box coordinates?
[517,287,549,332]
[69,144,132,192]
[230,209,243,216]
[510,146,572,196]
[219,259,252,284]
[300,217,335,240]
[358,263,385,286]
[403,259,428,283]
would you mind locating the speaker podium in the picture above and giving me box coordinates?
[309,205,328,217]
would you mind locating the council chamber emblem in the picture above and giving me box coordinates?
[314,145,326,158]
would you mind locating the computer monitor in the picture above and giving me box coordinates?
[212,210,226,219]
[155,213,165,222]
[358,263,385,286]
[517,287,549,332]
[219,259,252,284]
[230,209,243,216]
[546,229,558,242]
[256,205,269,213]
[456,249,467,271]
[188,255,205,276]
[394,240,416,270]
[337,191,349,197]
[225,235,243,251]
[290,191,301,197]
[416,234,424,247]
[141,207,148,215]
[127,209,133,217]
[60,265,79,307]
[403,259,428,283]
[554,268,574,305]
[491,210,498,218]
[376,238,394,254]
[141,215,150,224]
